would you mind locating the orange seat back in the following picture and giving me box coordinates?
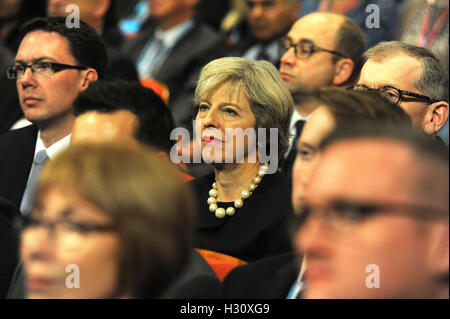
[196,248,247,281]
[139,78,170,105]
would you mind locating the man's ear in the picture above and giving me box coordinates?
[332,58,354,87]
[423,101,449,135]
[80,68,99,90]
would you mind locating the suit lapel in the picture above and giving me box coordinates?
[0,126,38,206]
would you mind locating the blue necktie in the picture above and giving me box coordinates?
[20,149,48,215]
[138,37,166,78]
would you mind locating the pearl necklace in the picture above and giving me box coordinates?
[207,163,269,219]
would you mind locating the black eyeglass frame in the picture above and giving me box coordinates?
[280,37,349,59]
[290,199,449,235]
[19,214,117,235]
[6,62,87,80]
[350,84,439,105]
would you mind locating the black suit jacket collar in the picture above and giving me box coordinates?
[0,125,38,207]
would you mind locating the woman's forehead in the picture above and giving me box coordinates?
[202,81,246,103]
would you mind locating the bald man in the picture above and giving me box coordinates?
[279,12,366,175]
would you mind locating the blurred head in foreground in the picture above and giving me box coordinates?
[293,123,449,298]
[21,142,194,298]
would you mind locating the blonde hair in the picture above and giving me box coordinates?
[194,57,294,161]
[35,142,194,298]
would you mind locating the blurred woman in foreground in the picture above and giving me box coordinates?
[21,142,194,298]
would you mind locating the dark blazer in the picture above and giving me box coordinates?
[191,171,294,262]
[160,249,221,299]
[0,125,38,207]
[0,197,21,298]
[221,252,299,299]
[8,250,222,299]
[123,19,227,128]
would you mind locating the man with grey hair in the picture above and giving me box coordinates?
[355,41,449,142]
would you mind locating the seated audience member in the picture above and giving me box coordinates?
[21,143,195,298]
[47,0,138,81]
[122,0,227,130]
[71,80,192,182]
[295,123,449,298]
[221,88,411,299]
[190,57,294,263]
[0,17,106,214]
[227,0,300,68]
[278,12,365,176]
[0,197,20,298]
[0,0,46,133]
[355,41,449,144]
[71,80,218,297]
[72,80,175,153]
[292,88,411,209]
[299,0,401,48]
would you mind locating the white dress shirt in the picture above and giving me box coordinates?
[285,108,310,158]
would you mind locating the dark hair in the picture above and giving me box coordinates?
[320,122,449,164]
[304,87,412,126]
[74,80,176,153]
[333,17,366,86]
[19,17,108,79]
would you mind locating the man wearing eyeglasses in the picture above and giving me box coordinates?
[0,17,106,214]
[294,123,449,298]
[355,41,449,140]
[279,12,365,175]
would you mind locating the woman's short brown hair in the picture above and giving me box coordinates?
[34,142,194,298]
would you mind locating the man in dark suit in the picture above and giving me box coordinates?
[0,17,107,214]
[122,0,227,130]
[279,12,365,176]
[228,0,300,68]
[222,252,301,299]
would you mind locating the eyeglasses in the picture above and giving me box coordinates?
[20,215,116,237]
[291,199,448,236]
[350,84,438,105]
[280,37,348,60]
[6,61,87,80]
